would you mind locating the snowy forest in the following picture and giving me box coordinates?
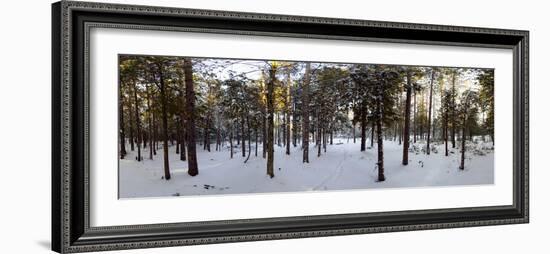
[118,55,494,198]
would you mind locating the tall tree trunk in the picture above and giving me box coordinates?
[283,113,287,147]
[402,70,412,165]
[302,63,311,163]
[132,80,142,162]
[143,132,147,149]
[183,58,199,176]
[286,116,291,155]
[413,87,417,143]
[426,69,435,155]
[262,116,267,159]
[129,104,135,151]
[158,69,171,180]
[229,126,234,159]
[203,127,207,150]
[147,89,153,160]
[153,112,157,155]
[216,127,221,151]
[241,117,246,157]
[444,110,449,156]
[204,115,212,152]
[179,89,187,161]
[360,106,367,151]
[418,91,426,140]
[119,89,127,159]
[451,72,456,148]
[292,93,298,148]
[317,119,323,157]
[286,80,291,155]
[376,90,385,182]
[244,117,253,163]
[206,118,211,152]
[459,123,466,170]
[275,113,281,146]
[266,66,276,177]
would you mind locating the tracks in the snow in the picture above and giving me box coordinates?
[313,148,348,190]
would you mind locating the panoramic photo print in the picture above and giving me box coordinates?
[118,55,495,198]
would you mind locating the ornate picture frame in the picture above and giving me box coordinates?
[52,1,529,253]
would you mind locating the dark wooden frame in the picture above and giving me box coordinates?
[52,1,529,253]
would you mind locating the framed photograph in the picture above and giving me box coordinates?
[52,1,529,253]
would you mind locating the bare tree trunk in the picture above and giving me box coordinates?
[179,87,187,161]
[360,106,367,151]
[202,128,208,150]
[276,113,281,147]
[302,63,311,163]
[413,87,417,143]
[283,113,287,147]
[241,117,246,157]
[183,58,198,176]
[143,132,147,149]
[158,69,171,180]
[376,93,385,182]
[206,121,211,152]
[229,126,234,159]
[132,79,142,161]
[427,69,435,155]
[216,127,220,151]
[267,66,276,178]
[286,93,291,155]
[146,89,153,160]
[402,70,412,165]
[244,117,253,163]
[119,88,127,159]
[419,91,424,141]
[444,110,449,156]
[153,112,157,155]
[459,125,466,170]
[451,72,457,148]
[292,92,298,148]
[262,117,267,159]
[129,102,135,151]
[317,121,322,157]
[180,129,186,161]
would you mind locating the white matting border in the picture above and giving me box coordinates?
[89,28,513,227]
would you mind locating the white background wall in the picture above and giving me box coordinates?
[0,0,546,253]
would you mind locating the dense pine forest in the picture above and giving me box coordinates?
[118,55,494,198]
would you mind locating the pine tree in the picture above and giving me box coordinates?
[183,58,199,176]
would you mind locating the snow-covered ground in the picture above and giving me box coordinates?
[119,138,494,198]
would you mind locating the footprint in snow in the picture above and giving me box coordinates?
[203,184,215,190]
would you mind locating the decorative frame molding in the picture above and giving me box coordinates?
[52,1,529,253]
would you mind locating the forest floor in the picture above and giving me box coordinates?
[119,138,494,198]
